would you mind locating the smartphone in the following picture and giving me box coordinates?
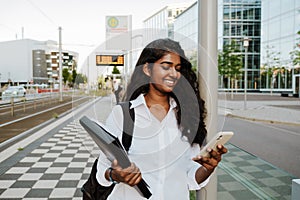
[199,131,234,157]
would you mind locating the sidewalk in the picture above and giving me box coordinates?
[218,93,300,126]
[0,94,298,199]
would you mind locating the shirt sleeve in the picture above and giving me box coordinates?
[186,144,210,190]
[96,105,124,186]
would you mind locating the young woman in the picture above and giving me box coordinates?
[96,38,227,199]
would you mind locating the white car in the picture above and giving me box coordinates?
[1,86,26,100]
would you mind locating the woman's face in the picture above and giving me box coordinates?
[146,52,181,94]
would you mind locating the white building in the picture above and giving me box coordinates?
[143,2,194,43]
[0,39,78,87]
[173,2,198,61]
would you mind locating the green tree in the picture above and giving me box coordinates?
[62,68,71,84]
[218,40,243,90]
[112,66,121,74]
[262,45,280,89]
[290,30,300,66]
[72,70,77,85]
[74,73,87,84]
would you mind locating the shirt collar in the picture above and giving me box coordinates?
[130,93,177,110]
[130,94,146,109]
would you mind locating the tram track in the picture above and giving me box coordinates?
[0,95,92,143]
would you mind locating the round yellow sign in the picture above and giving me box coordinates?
[107,17,119,28]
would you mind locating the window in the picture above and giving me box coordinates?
[224,23,230,36]
[224,6,230,19]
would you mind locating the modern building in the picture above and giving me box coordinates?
[218,0,261,90]
[173,2,198,68]
[260,0,300,94]
[143,2,194,44]
[0,39,78,87]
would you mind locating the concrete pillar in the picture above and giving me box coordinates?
[197,0,218,200]
[292,179,300,200]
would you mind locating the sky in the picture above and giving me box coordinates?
[0,0,194,68]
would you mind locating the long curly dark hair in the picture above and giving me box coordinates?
[122,38,207,146]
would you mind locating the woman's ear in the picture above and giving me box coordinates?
[143,63,151,77]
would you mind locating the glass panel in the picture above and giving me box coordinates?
[224,23,230,36]
[224,6,230,19]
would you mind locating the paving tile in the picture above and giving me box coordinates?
[0,120,294,199]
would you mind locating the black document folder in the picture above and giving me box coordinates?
[79,116,152,199]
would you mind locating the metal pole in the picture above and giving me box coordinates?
[87,56,90,95]
[244,46,248,110]
[197,0,218,199]
[58,26,63,102]
[266,67,269,89]
[243,37,249,110]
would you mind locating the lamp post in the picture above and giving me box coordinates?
[58,26,63,102]
[243,37,249,110]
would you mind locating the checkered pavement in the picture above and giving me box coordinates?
[0,121,99,200]
[217,144,295,200]
[0,120,296,199]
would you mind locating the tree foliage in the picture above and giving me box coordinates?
[74,73,87,84]
[290,30,300,66]
[72,69,77,84]
[218,41,243,82]
[112,66,121,74]
[62,68,71,84]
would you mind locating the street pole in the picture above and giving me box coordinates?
[58,26,63,102]
[197,0,218,199]
[87,56,90,95]
[243,37,249,110]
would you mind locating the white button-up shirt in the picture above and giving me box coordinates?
[96,94,209,200]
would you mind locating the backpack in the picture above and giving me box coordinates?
[81,102,135,200]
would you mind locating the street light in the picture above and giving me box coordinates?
[58,26,63,102]
[243,37,250,110]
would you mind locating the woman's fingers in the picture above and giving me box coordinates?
[111,161,142,186]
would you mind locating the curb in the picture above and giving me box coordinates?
[226,113,300,126]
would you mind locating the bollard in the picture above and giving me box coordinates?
[22,97,26,112]
[34,93,36,109]
[292,179,300,200]
[10,97,14,116]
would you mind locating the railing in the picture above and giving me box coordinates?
[0,92,64,117]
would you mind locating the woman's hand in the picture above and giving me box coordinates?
[194,144,228,172]
[106,160,142,187]
[192,145,228,183]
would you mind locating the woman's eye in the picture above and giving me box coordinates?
[175,66,182,71]
[161,65,170,70]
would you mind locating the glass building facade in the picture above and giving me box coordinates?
[260,0,300,93]
[143,3,193,44]
[218,0,261,90]
[173,2,198,66]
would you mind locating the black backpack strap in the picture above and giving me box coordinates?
[119,102,135,152]
[81,158,115,200]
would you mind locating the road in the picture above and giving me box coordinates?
[218,115,300,178]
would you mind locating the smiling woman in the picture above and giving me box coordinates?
[91,38,228,200]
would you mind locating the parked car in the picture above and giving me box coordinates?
[1,86,26,100]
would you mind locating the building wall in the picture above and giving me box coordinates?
[0,39,78,86]
[0,39,35,83]
[143,3,193,43]
[32,49,48,84]
[260,0,300,90]
[261,0,300,66]
[173,2,198,53]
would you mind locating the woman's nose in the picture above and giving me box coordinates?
[169,67,178,77]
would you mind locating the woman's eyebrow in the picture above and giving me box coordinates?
[160,61,181,66]
[160,61,173,65]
